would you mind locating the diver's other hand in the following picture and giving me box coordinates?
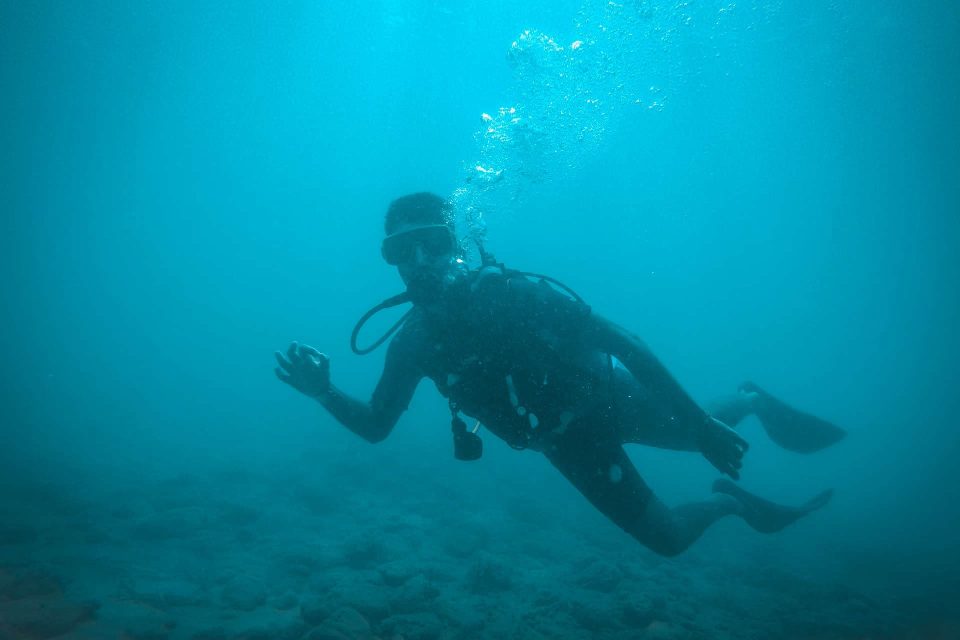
[274,342,331,399]
[698,416,749,480]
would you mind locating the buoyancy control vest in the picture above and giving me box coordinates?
[350,250,598,460]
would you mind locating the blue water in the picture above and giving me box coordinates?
[2,2,958,638]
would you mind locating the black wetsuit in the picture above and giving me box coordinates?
[365,267,712,550]
[372,268,607,444]
[298,265,832,554]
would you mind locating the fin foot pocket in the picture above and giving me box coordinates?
[713,478,833,533]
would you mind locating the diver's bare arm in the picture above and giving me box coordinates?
[319,346,421,444]
[314,384,393,443]
[275,340,420,444]
[587,315,709,436]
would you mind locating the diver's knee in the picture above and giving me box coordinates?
[642,532,686,557]
[632,508,687,557]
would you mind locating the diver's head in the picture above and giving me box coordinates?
[382,192,461,303]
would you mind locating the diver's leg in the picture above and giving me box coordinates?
[616,393,754,451]
[614,370,756,450]
[617,360,845,454]
[543,426,740,557]
[704,392,756,428]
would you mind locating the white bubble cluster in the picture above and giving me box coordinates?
[451,1,761,258]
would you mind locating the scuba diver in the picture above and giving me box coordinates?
[274,192,845,556]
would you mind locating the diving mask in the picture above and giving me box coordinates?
[381,224,456,265]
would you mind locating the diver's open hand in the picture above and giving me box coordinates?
[698,416,749,480]
[274,342,331,399]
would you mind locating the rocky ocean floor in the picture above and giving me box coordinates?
[0,450,955,640]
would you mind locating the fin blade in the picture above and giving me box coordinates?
[741,382,847,453]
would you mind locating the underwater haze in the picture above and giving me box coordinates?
[2,1,958,639]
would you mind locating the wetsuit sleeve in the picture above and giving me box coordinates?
[585,313,710,436]
[319,327,423,443]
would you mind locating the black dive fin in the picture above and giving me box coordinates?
[713,478,833,533]
[739,381,846,453]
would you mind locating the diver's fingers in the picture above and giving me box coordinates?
[287,341,302,365]
[722,453,742,477]
[717,457,739,480]
[723,435,747,458]
[275,367,292,383]
[708,452,730,478]
[299,344,322,358]
[719,441,741,464]
[299,345,328,368]
[274,351,294,373]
